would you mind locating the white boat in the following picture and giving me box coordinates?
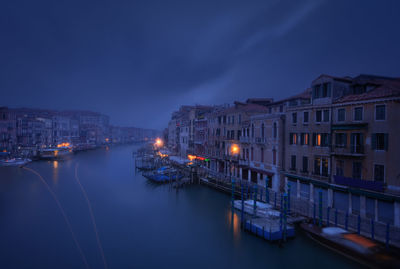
[0,158,32,167]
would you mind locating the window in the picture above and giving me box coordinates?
[268,107,272,114]
[322,83,331,98]
[323,110,330,122]
[251,147,254,161]
[290,133,297,145]
[238,114,241,124]
[302,156,308,172]
[292,113,297,124]
[290,155,296,170]
[314,157,329,176]
[350,133,364,153]
[300,133,309,145]
[322,158,329,176]
[352,162,362,179]
[273,122,277,138]
[261,123,265,138]
[337,108,345,122]
[272,149,276,165]
[374,164,385,182]
[316,110,322,123]
[354,107,363,121]
[313,85,321,98]
[251,124,254,138]
[280,105,283,112]
[261,148,264,162]
[375,105,386,121]
[303,111,309,123]
[336,160,344,176]
[314,157,321,175]
[372,133,388,151]
[335,133,347,148]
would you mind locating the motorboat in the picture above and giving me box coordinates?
[39,147,73,160]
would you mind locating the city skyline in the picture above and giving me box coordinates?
[1,0,400,129]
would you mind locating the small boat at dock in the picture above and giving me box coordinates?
[143,166,183,183]
[300,222,400,268]
[39,147,73,160]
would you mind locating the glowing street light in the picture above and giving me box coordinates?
[154,138,163,148]
[230,144,240,156]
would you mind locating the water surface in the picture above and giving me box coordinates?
[0,145,362,268]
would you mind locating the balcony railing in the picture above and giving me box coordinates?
[255,137,266,144]
[334,175,384,192]
[239,159,249,166]
[332,144,364,156]
[239,136,250,143]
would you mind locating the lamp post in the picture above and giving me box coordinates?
[230,144,240,208]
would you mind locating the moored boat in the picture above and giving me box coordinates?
[143,166,183,183]
[0,158,32,167]
[300,222,400,268]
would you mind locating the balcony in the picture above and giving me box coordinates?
[239,136,250,143]
[255,137,266,144]
[331,144,364,157]
[334,175,384,192]
[239,159,249,166]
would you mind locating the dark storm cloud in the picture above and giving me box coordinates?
[1,0,399,129]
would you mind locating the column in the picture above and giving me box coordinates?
[257,173,260,184]
[248,170,251,182]
[239,167,243,180]
[360,196,366,218]
[296,179,300,198]
[374,199,378,222]
[310,183,314,203]
[394,202,400,227]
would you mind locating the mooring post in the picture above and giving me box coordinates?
[287,183,291,215]
[371,219,374,240]
[327,207,330,227]
[241,184,244,227]
[265,177,269,204]
[335,208,338,227]
[313,203,316,225]
[253,185,258,216]
[231,178,235,209]
[318,190,322,227]
[357,215,361,234]
[386,222,390,249]
[283,193,288,242]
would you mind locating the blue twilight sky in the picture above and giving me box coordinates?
[0,0,399,129]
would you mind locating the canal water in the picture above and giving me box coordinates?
[0,145,363,269]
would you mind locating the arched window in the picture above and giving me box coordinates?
[273,122,277,138]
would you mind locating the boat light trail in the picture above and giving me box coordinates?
[75,164,108,269]
[22,167,90,269]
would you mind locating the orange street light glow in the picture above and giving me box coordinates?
[230,144,239,155]
[155,138,163,147]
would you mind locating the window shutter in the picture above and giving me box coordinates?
[371,134,376,150]
[384,133,389,151]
